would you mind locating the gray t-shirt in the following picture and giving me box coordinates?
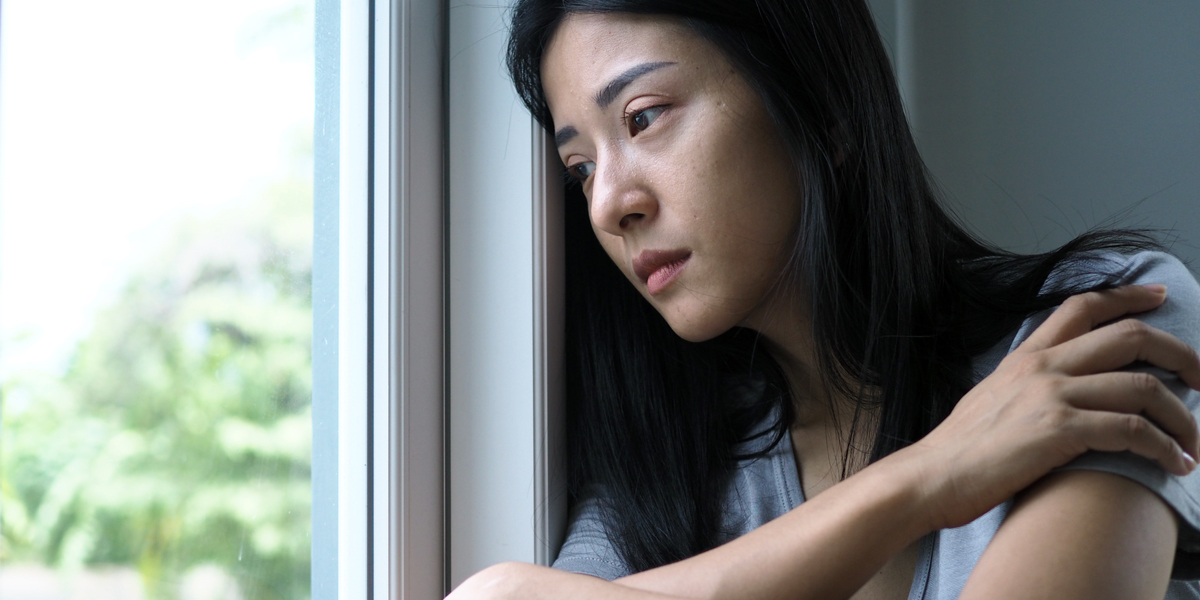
[552,251,1200,599]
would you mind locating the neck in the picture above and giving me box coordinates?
[740,287,827,419]
[743,289,878,479]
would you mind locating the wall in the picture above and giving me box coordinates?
[883,0,1200,267]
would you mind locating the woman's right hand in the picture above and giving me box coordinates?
[903,283,1200,532]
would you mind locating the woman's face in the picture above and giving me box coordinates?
[542,13,802,342]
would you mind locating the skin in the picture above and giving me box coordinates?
[447,12,1200,600]
[545,13,801,343]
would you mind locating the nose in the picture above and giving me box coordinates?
[588,158,658,237]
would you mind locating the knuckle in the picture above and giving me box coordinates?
[1124,414,1150,440]
[1131,371,1160,394]
[1036,375,1067,399]
[1081,290,1105,310]
[1043,404,1072,431]
[1061,293,1093,316]
[1015,352,1052,377]
[1064,292,1092,308]
[1117,318,1150,340]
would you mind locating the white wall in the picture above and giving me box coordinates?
[447,0,566,589]
[891,1,1200,266]
[448,0,537,585]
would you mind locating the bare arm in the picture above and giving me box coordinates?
[448,452,933,600]
[960,470,1178,600]
[614,452,928,599]
[448,285,1200,600]
[451,452,1183,600]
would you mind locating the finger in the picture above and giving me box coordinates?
[1064,371,1200,459]
[1068,410,1195,476]
[1050,319,1200,391]
[1019,284,1168,353]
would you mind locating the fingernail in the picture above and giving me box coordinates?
[1184,451,1196,472]
[1144,284,1168,294]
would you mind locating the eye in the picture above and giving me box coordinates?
[566,161,596,182]
[629,106,666,134]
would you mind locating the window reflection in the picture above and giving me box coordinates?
[0,1,314,599]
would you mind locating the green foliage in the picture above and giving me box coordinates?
[1,179,313,600]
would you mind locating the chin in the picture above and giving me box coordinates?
[659,309,739,343]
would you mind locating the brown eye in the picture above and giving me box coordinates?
[630,106,665,133]
[568,161,596,182]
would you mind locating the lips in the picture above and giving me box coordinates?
[633,249,692,295]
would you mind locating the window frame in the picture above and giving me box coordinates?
[314,0,451,598]
[445,0,567,588]
[317,1,569,597]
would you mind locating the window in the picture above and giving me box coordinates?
[0,1,564,598]
[0,1,315,599]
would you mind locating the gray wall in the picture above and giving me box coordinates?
[870,0,1200,268]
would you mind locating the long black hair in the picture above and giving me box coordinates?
[508,0,1161,573]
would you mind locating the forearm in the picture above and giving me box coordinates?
[449,562,687,600]
[616,449,934,600]
[450,450,935,600]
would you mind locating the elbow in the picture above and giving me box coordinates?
[447,562,539,600]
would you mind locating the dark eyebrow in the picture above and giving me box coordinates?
[555,125,579,148]
[594,61,675,109]
[554,61,676,148]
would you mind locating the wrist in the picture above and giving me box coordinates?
[867,445,950,536]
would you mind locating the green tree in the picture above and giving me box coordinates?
[1,177,313,600]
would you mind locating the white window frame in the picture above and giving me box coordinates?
[316,0,452,597]
[316,0,564,598]
[446,0,567,588]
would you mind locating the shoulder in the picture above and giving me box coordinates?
[974,251,1200,377]
[1102,251,1200,347]
[1052,250,1200,351]
[1040,251,1200,579]
[953,251,1200,588]
[1061,248,1197,302]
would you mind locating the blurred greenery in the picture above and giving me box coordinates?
[0,175,313,599]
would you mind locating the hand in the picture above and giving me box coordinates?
[903,284,1200,531]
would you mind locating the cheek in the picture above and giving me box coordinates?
[695,148,801,308]
[730,191,801,299]
[725,142,802,249]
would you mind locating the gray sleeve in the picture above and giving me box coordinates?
[551,493,634,580]
[1022,251,1200,579]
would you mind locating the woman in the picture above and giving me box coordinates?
[450,1,1200,598]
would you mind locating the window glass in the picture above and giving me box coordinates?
[0,1,314,599]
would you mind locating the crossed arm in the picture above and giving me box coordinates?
[448,285,1200,600]
[449,460,1179,600]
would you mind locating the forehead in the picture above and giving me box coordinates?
[541,13,721,116]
